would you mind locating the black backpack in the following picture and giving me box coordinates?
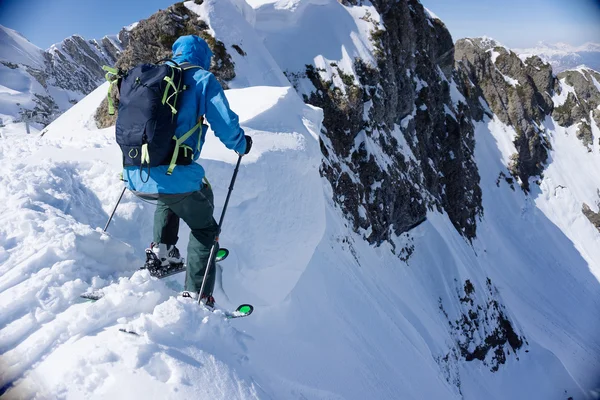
[103,61,201,181]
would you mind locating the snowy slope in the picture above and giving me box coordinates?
[1,1,600,399]
[0,26,45,68]
[2,82,597,399]
[515,41,600,73]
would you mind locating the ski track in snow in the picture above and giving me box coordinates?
[1,1,600,399]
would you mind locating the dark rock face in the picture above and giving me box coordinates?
[95,2,234,129]
[454,38,552,191]
[552,68,600,150]
[439,279,526,373]
[314,0,482,246]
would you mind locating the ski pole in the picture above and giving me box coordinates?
[104,186,126,232]
[198,154,243,304]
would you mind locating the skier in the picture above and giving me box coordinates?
[122,35,252,306]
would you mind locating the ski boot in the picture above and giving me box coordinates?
[180,291,198,300]
[180,292,215,308]
[143,242,185,278]
[179,292,215,308]
[201,294,216,308]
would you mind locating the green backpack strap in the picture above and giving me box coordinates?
[166,117,204,175]
[102,65,122,115]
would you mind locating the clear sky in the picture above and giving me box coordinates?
[0,0,599,50]
[0,0,177,48]
[420,0,600,48]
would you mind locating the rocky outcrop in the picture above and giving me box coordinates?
[583,203,600,231]
[454,38,552,191]
[439,279,527,373]
[94,2,234,128]
[315,0,482,245]
[552,68,600,150]
[46,35,120,96]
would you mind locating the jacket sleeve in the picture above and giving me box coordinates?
[203,73,247,154]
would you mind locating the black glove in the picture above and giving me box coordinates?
[243,135,252,155]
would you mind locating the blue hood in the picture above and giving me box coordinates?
[171,35,212,69]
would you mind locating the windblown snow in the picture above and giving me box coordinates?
[1,1,600,399]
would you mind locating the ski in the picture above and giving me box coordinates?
[80,248,229,301]
[222,304,254,319]
[143,247,230,279]
[83,293,252,319]
[79,248,252,318]
[117,304,253,335]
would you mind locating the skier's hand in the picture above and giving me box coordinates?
[242,135,252,155]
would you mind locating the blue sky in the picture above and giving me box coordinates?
[420,0,600,48]
[0,0,599,49]
[0,0,177,48]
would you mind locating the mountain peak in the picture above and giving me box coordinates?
[0,24,45,68]
[0,23,122,126]
[515,40,600,73]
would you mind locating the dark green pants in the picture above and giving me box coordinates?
[154,185,218,296]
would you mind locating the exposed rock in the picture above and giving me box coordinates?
[455,38,552,191]
[552,68,600,150]
[118,28,132,50]
[1,61,18,69]
[314,0,482,245]
[577,121,593,149]
[439,278,526,373]
[100,37,122,63]
[583,202,600,232]
[46,36,115,95]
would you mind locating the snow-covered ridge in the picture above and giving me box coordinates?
[0,25,45,68]
[0,78,328,398]
[0,24,122,128]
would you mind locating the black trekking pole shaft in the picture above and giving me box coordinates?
[198,155,243,304]
[103,187,126,232]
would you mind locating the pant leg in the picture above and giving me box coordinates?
[164,185,218,296]
[153,199,181,246]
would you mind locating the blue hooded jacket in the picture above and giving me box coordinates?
[123,35,246,195]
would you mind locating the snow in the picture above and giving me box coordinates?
[231,0,380,92]
[0,25,45,68]
[553,78,578,107]
[471,115,600,394]
[2,1,600,399]
[124,22,139,31]
[487,48,501,64]
[486,115,518,165]
[0,78,330,397]
[449,79,467,105]
[590,73,600,94]
[424,7,440,21]
[500,72,519,87]
[573,65,592,81]
[444,104,457,121]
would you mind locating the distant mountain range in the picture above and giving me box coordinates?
[0,24,123,127]
[515,41,600,73]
